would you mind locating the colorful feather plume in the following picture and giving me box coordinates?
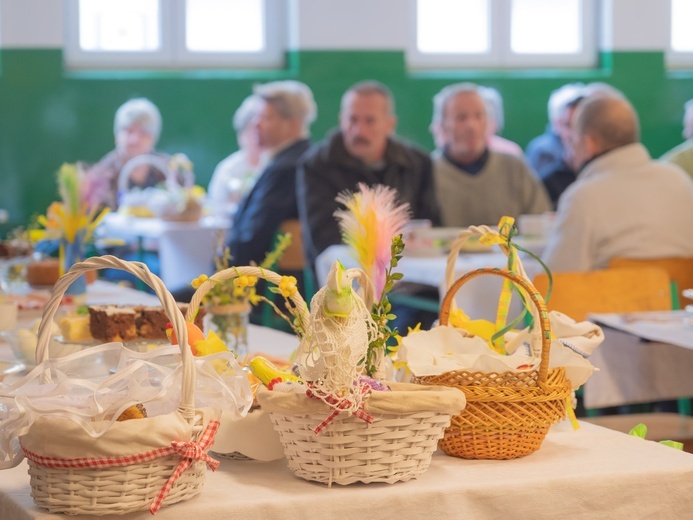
[335,183,411,299]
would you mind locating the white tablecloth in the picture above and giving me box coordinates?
[1,421,692,519]
[97,213,231,289]
[584,311,693,408]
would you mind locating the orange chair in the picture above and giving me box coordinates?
[532,267,672,322]
[608,257,693,308]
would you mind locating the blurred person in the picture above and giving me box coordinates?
[540,93,585,207]
[479,86,524,157]
[297,80,439,268]
[83,98,170,210]
[430,86,523,157]
[432,82,550,228]
[660,98,693,180]
[525,84,585,192]
[208,95,268,216]
[227,80,316,267]
[542,93,693,272]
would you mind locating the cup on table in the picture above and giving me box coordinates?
[0,300,18,331]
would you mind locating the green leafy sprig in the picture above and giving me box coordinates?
[365,234,405,376]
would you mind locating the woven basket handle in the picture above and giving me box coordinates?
[35,255,197,422]
[445,225,531,312]
[186,266,310,332]
[440,267,551,384]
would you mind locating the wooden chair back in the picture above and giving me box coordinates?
[276,219,306,271]
[608,257,693,308]
[532,267,672,322]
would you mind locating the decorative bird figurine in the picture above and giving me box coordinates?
[324,260,357,318]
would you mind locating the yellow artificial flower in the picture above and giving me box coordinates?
[278,276,298,298]
[479,216,516,246]
[192,274,209,288]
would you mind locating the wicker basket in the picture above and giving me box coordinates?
[24,256,212,515]
[185,266,308,462]
[413,267,572,460]
[257,382,466,486]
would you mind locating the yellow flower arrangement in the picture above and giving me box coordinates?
[29,163,109,277]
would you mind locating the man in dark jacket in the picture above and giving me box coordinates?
[297,81,439,268]
[228,81,316,266]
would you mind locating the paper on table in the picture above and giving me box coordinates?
[589,311,693,350]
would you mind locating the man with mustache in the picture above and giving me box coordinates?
[297,81,439,269]
[432,83,551,228]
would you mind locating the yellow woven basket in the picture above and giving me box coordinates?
[413,267,572,460]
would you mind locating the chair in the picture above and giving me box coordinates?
[533,267,693,432]
[532,267,672,322]
[608,257,693,308]
[261,219,315,330]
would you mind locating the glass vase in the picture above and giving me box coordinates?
[204,303,250,359]
[61,230,86,300]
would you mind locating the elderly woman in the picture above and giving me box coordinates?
[207,95,267,216]
[84,98,170,210]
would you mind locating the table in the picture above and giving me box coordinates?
[0,420,692,519]
[316,244,544,319]
[97,213,231,289]
[584,311,693,409]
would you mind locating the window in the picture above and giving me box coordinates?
[65,0,285,70]
[409,0,597,69]
[668,0,693,68]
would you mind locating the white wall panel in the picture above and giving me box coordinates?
[0,0,675,52]
[0,0,63,48]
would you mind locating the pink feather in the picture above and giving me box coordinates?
[335,183,411,300]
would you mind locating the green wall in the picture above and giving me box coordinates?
[1,49,691,232]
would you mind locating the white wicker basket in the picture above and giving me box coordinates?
[186,265,307,461]
[24,255,211,516]
[257,382,466,486]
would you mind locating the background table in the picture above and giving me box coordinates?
[585,311,693,408]
[1,421,692,519]
[316,244,544,319]
[97,213,231,289]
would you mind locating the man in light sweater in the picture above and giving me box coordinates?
[542,93,693,272]
[431,83,551,228]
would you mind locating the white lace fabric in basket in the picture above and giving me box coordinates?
[297,288,377,415]
[0,343,253,468]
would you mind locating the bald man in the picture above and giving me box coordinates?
[542,93,693,272]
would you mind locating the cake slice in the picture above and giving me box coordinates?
[88,305,138,342]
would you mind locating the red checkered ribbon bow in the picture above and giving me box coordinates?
[22,420,221,516]
[149,420,220,514]
[308,383,374,435]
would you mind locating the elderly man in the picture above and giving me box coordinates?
[297,80,439,267]
[661,98,693,179]
[84,98,170,210]
[432,83,550,227]
[228,80,316,267]
[542,93,693,272]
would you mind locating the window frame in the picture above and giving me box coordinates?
[406,0,598,70]
[64,0,285,70]
[666,0,693,69]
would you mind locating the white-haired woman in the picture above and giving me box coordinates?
[84,97,170,210]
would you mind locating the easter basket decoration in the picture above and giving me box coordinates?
[185,265,306,462]
[242,261,466,486]
[412,266,572,460]
[0,256,252,515]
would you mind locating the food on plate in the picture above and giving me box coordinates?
[26,258,60,287]
[58,314,93,342]
[88,305,138,342]
[87,304,205,342]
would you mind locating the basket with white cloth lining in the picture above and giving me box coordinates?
[13,256,230,515]
[200,262,467,486]
[185,265,310,462]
